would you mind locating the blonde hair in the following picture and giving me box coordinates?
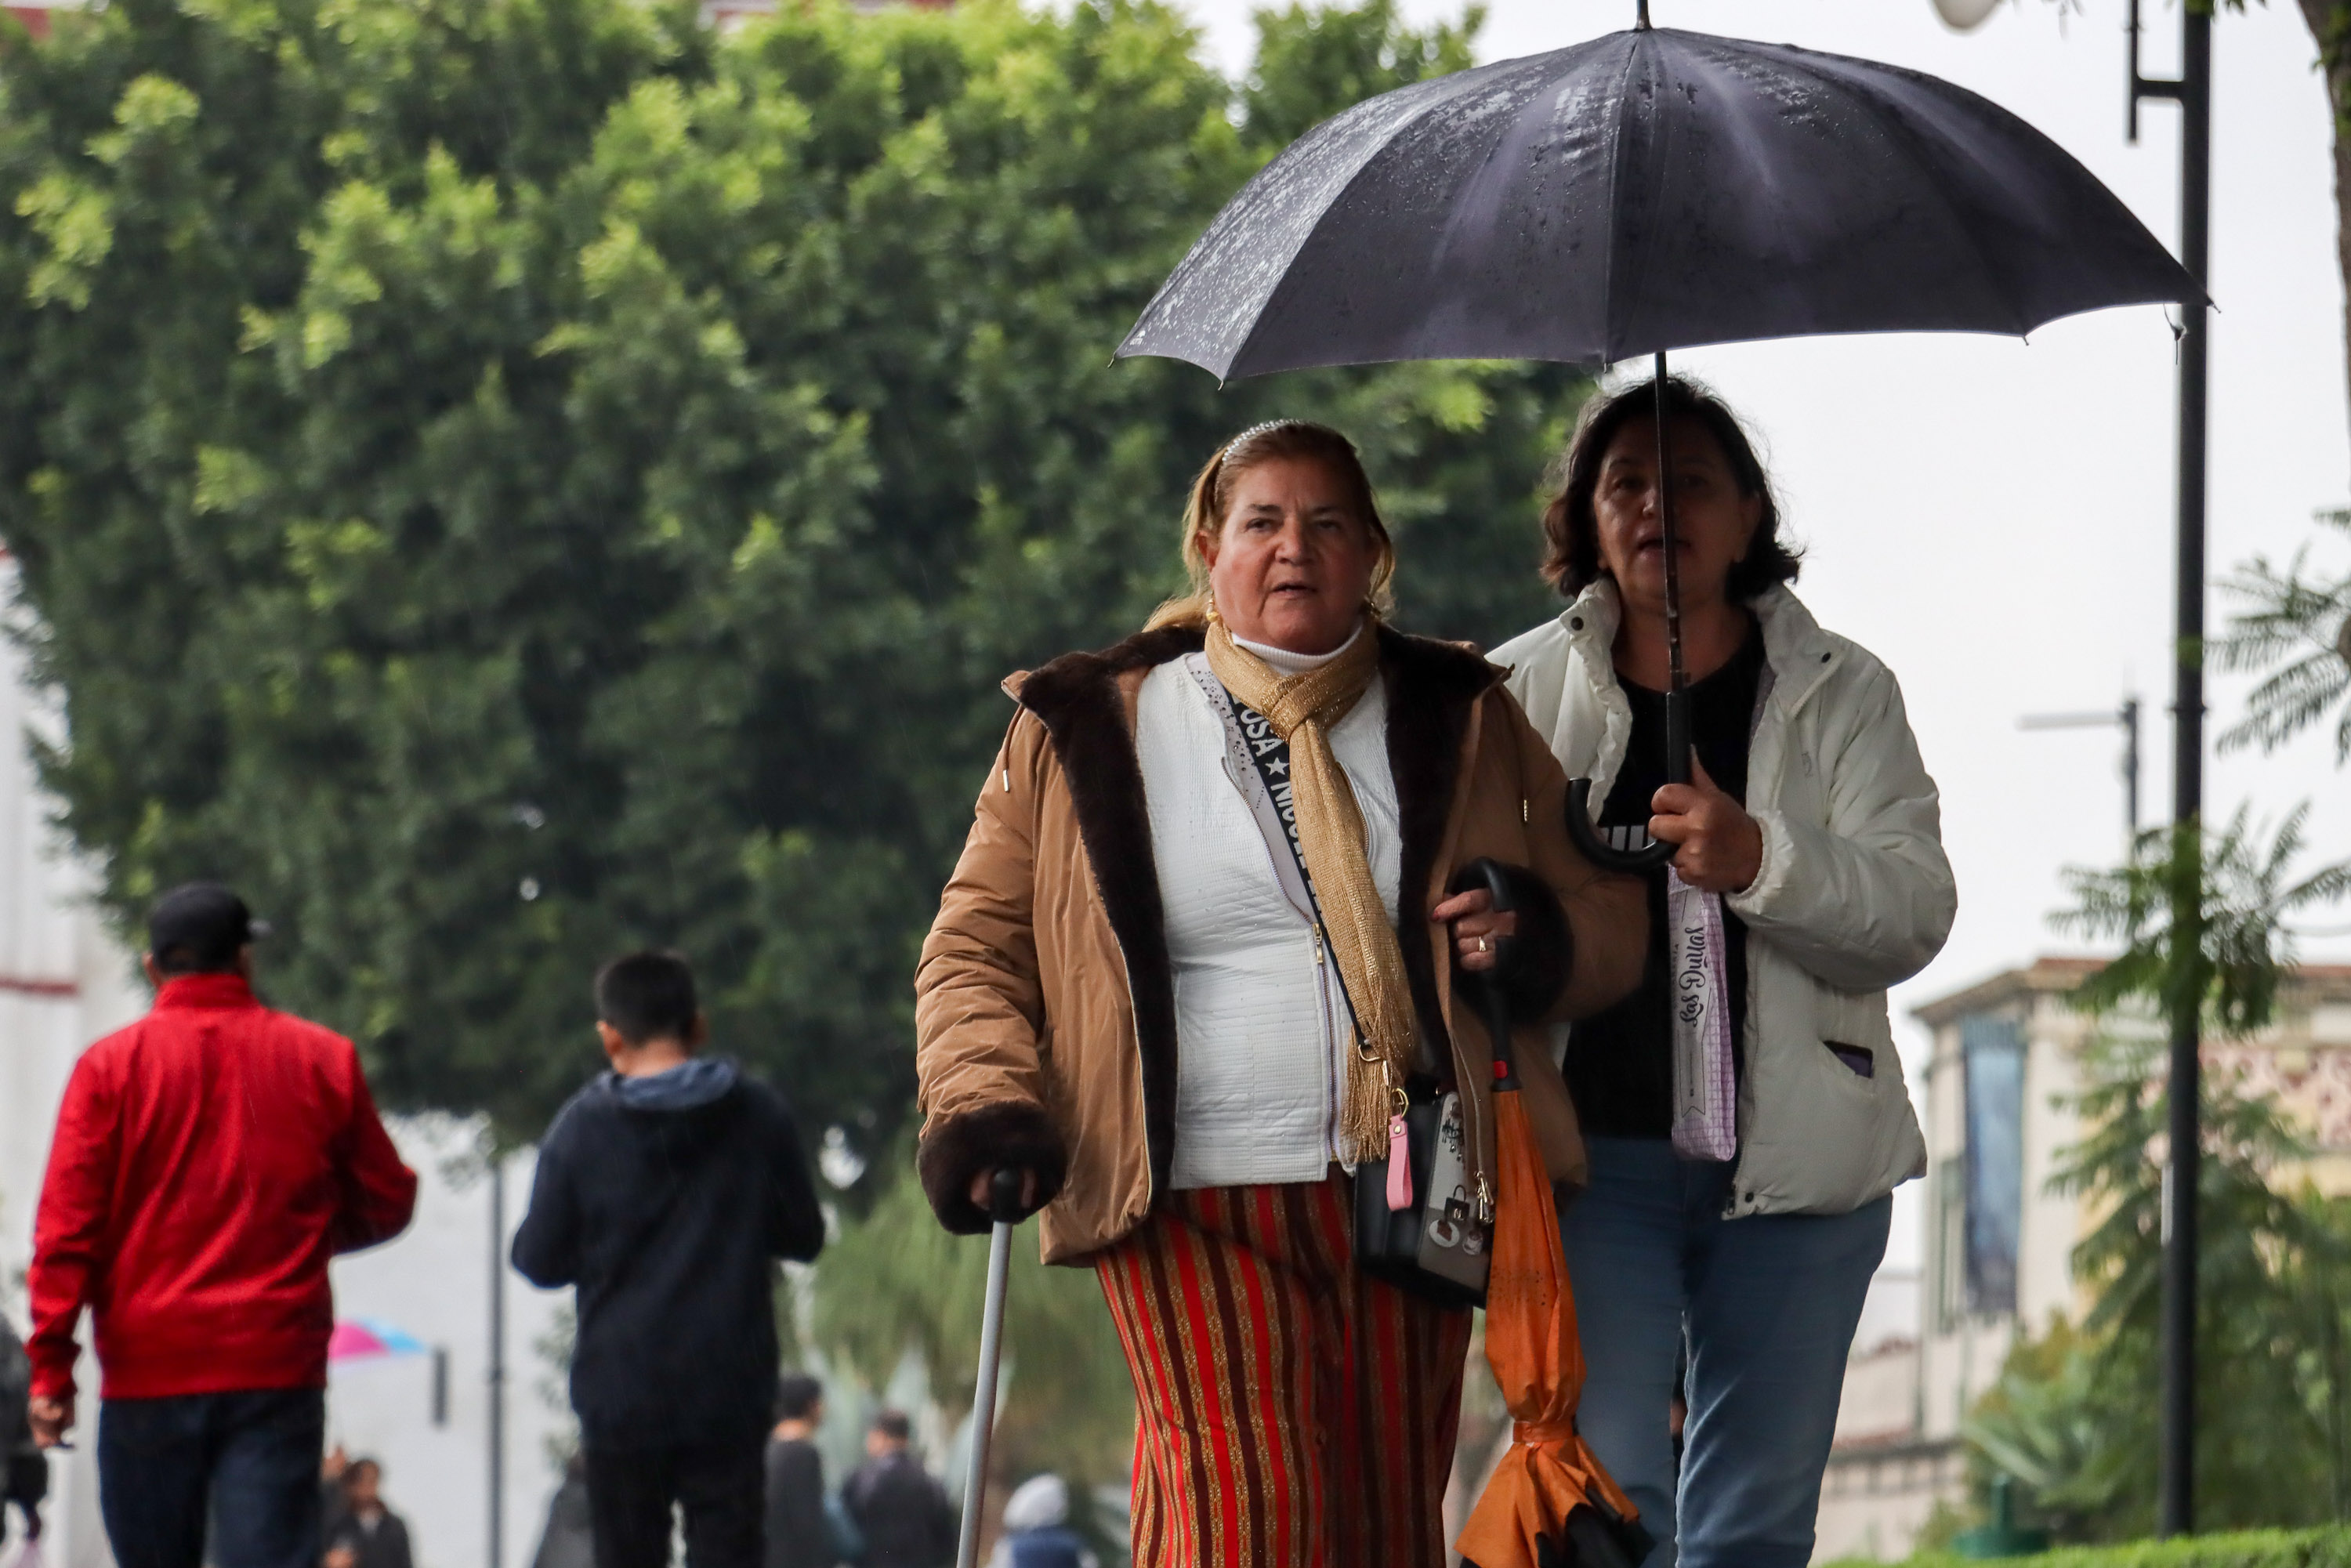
[1146,420,1396,631]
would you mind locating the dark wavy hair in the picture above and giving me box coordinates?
[1540,375,1801,600]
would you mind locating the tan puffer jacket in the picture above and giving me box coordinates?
[913,623,1646,1264]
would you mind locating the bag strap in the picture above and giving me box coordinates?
[1183,654,1372,1059]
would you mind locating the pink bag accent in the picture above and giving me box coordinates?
[1386,1111,1414,1210]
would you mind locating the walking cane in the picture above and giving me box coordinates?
[956,1167,1026,1568]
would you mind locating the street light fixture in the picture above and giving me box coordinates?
[2020,697,2143,842]
[1930,0,2004,31]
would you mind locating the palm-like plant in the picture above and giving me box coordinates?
[1968,1017,2351,1538]
[1962,1317,2139,1538]
[2054,802,2351,1037]
[2215,509,2351,763]
[1965,811,2351,1538]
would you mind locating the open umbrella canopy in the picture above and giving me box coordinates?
[328,1317,426,1361]
[1118,24,2200,381]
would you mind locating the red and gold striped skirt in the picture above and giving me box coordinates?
[1093,1172,1473,1568]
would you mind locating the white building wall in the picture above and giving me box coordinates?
[326,1124,573,1568]
[2014,994,2093,1340]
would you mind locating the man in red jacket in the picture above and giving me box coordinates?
[26,882,417,1568]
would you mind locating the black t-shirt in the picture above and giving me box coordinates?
[1563,620,1766,1141]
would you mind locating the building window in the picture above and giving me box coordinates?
[1961,1012,2026,1317]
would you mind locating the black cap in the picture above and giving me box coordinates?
[147,882,266,972]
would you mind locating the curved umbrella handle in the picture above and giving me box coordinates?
[1565,778,1677,873]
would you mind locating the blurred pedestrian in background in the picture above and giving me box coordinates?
[914,421,1643,1567]
[26,882,417,1568]
[318,1446,350,1541]
[512,951,824,1568]
[324,1458,411,1568]
[1494,377,1954,1568]
[0,1314,45,1545]
[841,1411,954,1568]
[763,1374,837,1568]
[984,1476,1095,1568]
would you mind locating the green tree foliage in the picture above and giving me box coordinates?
[1241,0,1476,148]
[2218,509,2351,765]
[2056,805,2351,1035]
[0,0,1581,1149]
[1966,1030,2351,1537]
[1960,817,2351,1539]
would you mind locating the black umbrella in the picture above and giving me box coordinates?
[1119,15,2200,870]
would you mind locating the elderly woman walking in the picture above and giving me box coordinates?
[1493,376,1956,1568]
[913,420,1644,1568]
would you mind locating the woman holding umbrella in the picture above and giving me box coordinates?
[1491,375,1956,1567]
[912,418,1646,1568]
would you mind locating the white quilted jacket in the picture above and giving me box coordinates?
[1492,582,1953,1217]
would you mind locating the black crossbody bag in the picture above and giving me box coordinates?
[1207,674,1492,1309]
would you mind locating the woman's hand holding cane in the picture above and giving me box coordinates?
[966,1168,1040,1215]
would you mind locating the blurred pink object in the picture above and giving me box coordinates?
[327,1318,425,1361]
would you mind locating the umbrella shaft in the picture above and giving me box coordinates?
[1654,353,1691,786]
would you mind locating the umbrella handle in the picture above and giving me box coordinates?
[1566,778,1678,873]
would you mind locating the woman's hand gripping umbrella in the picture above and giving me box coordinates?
[1449,861,1648,1568]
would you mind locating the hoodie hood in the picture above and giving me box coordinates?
[610,1056,739,1112]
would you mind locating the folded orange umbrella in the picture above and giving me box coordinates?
[1455,1085,1647,1568]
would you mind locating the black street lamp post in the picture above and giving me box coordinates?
[2128,0,2212,1537]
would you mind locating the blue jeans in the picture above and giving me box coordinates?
[96,1389,325,1568]
[1562,1138,1889,1568]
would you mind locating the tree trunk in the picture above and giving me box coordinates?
[2298,0,2351,465]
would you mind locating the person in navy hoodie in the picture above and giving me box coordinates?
[513,951,824,1568]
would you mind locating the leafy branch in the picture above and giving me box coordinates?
[2215,508,2351,763]
[2053,802,2351,1037]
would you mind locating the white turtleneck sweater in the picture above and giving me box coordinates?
[1134,625,1402,1190]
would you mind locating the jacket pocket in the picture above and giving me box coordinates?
[1824,1041,1875,1078]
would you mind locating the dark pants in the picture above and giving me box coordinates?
[585,1439,763,1568]
[96,1389,324,1568]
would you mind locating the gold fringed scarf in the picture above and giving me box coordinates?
[1205,619,1418,1164]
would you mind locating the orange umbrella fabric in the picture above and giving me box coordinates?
[1455,1089,1642,1568]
